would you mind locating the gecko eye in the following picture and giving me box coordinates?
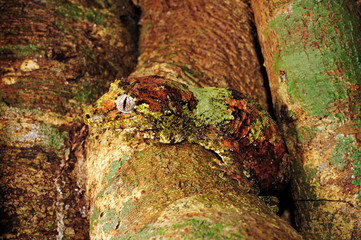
[116,94,135,113]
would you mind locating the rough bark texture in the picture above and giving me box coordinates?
[85,128,300,239]
[130,0,270,111]
[84,0,302,239]
[251,0,361,239]
[83,76,291,193]
[0,0,137,238]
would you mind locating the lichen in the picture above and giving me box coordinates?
[248,113,271,143]
[0,44,43,58]
[90,207,100,231]
[117,218,244,240]
[55,3,107,26]
[102,209,120,234]
[104,156,130,182]
[187,85,234,127]
[329,134,361,201]
[39,124,68,150]
[269,0,361,117]
[120,200,134,218]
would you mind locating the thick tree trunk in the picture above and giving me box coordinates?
[251,0,361,239]
[84,0,302,239]
[0,0,137,238]
[130,0,270,111]
[86,127,300,239]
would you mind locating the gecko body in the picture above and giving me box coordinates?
[84,76,290,192]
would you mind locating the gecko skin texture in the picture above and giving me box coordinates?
[84,76,290,192]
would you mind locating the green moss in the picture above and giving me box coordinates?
[0,132,11,145]
[329,135,361,201]
[350,148,361,202]
[91,208,121,234]
[119,218,244,240]
[269,0,361,117]
[329,135,354,170]
[171,219,244,239]
[73,81,105,104]
[178,65,197,78]
[39,124,68,150]
[334,113,347,124]
[0,44,43,58]
[248,114,271,143]
[188,86,234,127]
[55,3,107,25]
[319,213,335,240]
[355,119,361,127]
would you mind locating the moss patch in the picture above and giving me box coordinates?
[39,123,68,150]
[188,86,234,127]
[0,44,43,58]
[90,208,100,231]
[118,218,244,240]
[248,113,271,143]
[55,2,107,26]
[104,156,130,182]
[329,134,361,201]
[269,1,361,117]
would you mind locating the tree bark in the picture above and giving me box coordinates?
[251,0,361,239]
[0,0,137,238]
[130,0,270,111]
[86,127,300,239]
[84,0,302,239]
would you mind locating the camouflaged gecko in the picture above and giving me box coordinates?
[84,76,290,192]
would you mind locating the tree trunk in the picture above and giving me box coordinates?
[251,0,361,239]
[85,126,299,239]
[0,0,137,238]
[130,0,270,111]
[84,0,302,239]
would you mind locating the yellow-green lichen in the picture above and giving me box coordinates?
[248,113,271,143]
[187,85,234,127]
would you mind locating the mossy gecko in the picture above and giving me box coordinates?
[84,76,290,192]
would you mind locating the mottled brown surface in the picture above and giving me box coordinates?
[85,128,302,239]
[131,0,270,110]
[84,76,290,192]
[0,0,137,238]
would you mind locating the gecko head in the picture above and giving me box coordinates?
[83,76,198,137]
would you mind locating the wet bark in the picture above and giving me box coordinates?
[0,0,137,238]
[251,0,361,239]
